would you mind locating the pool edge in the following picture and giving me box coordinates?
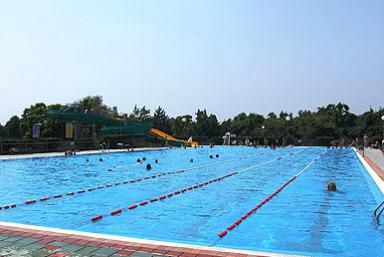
[353,147,384,194]
[0,221,309,257]
[0,147,170,161]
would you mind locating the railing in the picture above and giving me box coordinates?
[374,200,384,222]
[0,139,95,155]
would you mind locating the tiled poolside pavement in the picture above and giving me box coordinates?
[359,149,384,181]
[0,224,273,257]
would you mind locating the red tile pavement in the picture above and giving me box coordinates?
[43,245,61,251]
[49,252,70,257]
[358,150,384,181]
[0,224,275,257]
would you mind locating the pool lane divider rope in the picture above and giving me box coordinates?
[0,151,274,211]
[89,171,239,222]
[209,149,327,246]
[81,148,308,225]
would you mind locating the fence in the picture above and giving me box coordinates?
[0,139,99,155]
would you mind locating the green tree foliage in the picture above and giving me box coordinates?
[0,124,6,139]
[2,98,384,145]
[228,112,265,137]
[128,105,151,122]
[170,115,194,139]
[152,106,170,132]
[20,103,66,138]
[358,107,384,139]
[195,109,220,137]
[5,116,22,138]
[73,95,106,112]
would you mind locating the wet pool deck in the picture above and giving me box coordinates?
[0,223,298,257]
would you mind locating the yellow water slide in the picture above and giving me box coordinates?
[148,128,198,147]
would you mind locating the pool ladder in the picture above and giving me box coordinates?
[374,201,384,221]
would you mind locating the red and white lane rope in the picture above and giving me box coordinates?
[89,171,239,222]
[0,151,270,211]
[69,148,307,227]
[208,149,327,246]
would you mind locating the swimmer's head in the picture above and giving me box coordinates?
[327,182,337,191]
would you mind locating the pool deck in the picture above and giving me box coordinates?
[0,222,303,257]
[357,148,384,183]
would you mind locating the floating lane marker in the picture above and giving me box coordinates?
[209,149,327,246]
[90,171,239,222]
[0,148,307,212]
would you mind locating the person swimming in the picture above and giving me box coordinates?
[216,154,220,158]
[327,182,337,191]
[99,158,103,162]
[190,158,193,163]
[155,159,158,164]
[146,163,152,170]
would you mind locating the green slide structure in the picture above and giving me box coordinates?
[48,109,197,146]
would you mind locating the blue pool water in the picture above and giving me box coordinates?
[0,146,383,256]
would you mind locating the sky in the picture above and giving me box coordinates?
[0,0,383,124]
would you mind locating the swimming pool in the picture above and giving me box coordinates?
[0,146,383,256]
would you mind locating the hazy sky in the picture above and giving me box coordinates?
[0,0,383,124]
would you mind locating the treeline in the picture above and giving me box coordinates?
[0,96,383,145]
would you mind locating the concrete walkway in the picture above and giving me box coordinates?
[364,148,384,172]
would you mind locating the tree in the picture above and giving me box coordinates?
[170,115,194,139]
[73,95,105,112]
[5,116,22,138]
[152,106,170,132]
[128,105,151,122]
[0,123,6,139]
[20,103,47,138]
[195,109,220,138]
[19,103,66,138]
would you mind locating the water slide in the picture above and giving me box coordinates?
[148,128,198,147]
[48,110,198,147]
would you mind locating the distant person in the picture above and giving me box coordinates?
[146,163,152,170]
[190,158,193,163]
[142,157,147,161]
[327,182,337,191]
[99,158,103,162]
[155,159,158,164]
[216,154,219,158]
